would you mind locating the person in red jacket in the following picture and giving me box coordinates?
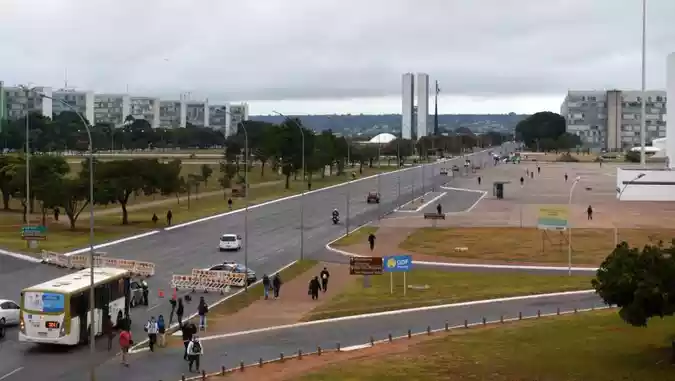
[119,327,132,367]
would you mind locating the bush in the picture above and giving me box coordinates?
[556,153,579,162]
[624,151,640,163]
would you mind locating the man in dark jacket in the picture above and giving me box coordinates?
[319,267,330,293]
[272,274,282,299]
[262,274,271,300]
[182,322,197,360]
[368,233,376,251]
[308,276,321,300]
[197,297,208,331]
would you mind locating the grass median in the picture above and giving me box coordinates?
[331,226,379,247]
[297,310,675,381]
[400,227,675,266]
[0,167,394,255]
[304,269,593,321]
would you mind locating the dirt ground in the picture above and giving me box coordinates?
[168,262,353,348]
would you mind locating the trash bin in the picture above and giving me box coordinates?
[493,182,504,199]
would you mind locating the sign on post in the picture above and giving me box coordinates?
[22,225,46,240]
[537,205,569,231]
[349,256,383,275]
[383,255,413,295]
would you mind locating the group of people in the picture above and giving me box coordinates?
[308,267,331,300]
[261,273,283,299]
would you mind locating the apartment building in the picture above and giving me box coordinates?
[227,103,249,136]
[52,90,95,124]
[130,96,160,128]
[2,85,53,120]
[561,89,667,150]
[209,105,228,130]
[94,94,130,127]
[159,100,183,128]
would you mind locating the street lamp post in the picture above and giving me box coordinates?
[640,0,647,166]
[272,111,305,260]
[567,176,581,276]
[615,173,646,245]
[24,88,31,236]
[28,88,96,380]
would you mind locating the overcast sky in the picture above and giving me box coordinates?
[1,0,673,115]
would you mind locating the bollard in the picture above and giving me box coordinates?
[427,326,431,335]
[388,333,392,342]
[407,329,412,339]
[370,336,374,346]
[445,321,449,331]
[482,317,486,325]
[500,315,504,323]
[317,346,322,356]
[464,319,468,328]
[202,370,206,380]
[298,349,303,360]
[518,311,522,320]
[537,310,541,318]
[240,361,245,371]
[280,353,284,362]
[557,307,560,315]
[221,366,226,375]
[258,358,263,367]
[337,342,341,352]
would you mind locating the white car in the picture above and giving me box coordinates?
[219,234,242,251]
[0,299,20,326]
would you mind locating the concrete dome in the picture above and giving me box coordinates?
[369,133,397,144]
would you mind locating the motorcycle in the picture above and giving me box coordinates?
[332,215,340,224]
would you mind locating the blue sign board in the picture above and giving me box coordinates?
[42,293,65,313]
[383,255,413,272]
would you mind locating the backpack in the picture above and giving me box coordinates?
[192,341,202,354]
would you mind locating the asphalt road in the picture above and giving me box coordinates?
[88,292,605,381]
[0,146,511,381]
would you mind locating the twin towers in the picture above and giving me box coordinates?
[401,73,433,140]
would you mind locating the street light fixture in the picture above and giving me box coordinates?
[271,111,306,260]
[24,87,96,380]
[567,176,582,276]
[615,172,646,245]
[640,0,647,166]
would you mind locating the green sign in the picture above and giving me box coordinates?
[21,225,47,240]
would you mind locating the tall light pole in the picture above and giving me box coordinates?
[640,0,647,166]
[28,88,96,380]
[24,88,31,234]
[567,176,581,276]
[615,173,645,245]
[272,111,305,260]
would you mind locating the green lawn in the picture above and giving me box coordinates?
[0,167,394,254]
[304,269,593,321]
[331,226,379,247]
[297,310,675,381]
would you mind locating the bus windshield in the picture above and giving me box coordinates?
[23,291,65,313]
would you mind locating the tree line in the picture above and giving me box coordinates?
[515,111,582,152]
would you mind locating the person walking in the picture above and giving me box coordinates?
[145,316,159,352]
[565,173,568,182]
[478,176,481,185]
[520,176,524,186]
[272,274,282,299]
[308,276,321,300]
[119,326,132,367]
[537,166,541,174]
[157,314,166,347]
[587,205,593,220]
[197,297,209,331]
[182,322,197,360]
[176,298,185,327]
[103,314,114,351]
[227,198,233,210]
[141,279,149,306]
[169,294,177,326]
[436,203,442,215]
[320,267,330,293]
[368,233,376,251]
[186,336,204,373]
[262,274,271,300]
[166,209,173,226]
[152,213,158,225]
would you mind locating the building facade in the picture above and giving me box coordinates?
[416,73,429,139]
[2,85,53,120]
[52,90,95,124]
[130,96,160,128]
[94,94,130,127]
[561,89,667,150]
[227,103,249,136]
[401,73,414,140]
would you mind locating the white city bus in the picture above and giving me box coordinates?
[19,267,131,346]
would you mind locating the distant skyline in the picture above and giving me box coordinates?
[2,0,673,116]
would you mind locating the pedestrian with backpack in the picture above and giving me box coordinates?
[145,316,159,352]
[197,297,209,331]
[186,335,204,373]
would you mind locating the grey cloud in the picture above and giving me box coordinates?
[1,0,674,102]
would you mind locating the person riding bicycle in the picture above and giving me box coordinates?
[332,209,339,218]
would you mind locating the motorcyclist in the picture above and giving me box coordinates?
[332,209,339,220]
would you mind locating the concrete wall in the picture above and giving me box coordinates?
[617,168,675,201]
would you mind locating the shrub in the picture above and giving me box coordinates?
[624,151,640,163]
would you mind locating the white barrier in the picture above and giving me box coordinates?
[191,269,247,287]
[40,251,155,276]
[171,270,246,293]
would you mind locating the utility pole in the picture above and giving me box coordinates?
[434,80,440,136]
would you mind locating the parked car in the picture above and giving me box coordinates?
[219,234,243,251]
[366,192,380,204]
[0,299,20,336]
[206,262,257,285]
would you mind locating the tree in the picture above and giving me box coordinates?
[41,177,90,230]
[593,241,675,328]
[200,164,213,187]
[515,112,567,151]
[29,155,70,223]
[0,155,22,210]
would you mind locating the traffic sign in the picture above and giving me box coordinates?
[21,225,47,240]
[383,255,413,272]
[349,256,383,275]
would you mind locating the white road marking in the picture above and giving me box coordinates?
[62,230,161,256]
[0,368,24,381]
